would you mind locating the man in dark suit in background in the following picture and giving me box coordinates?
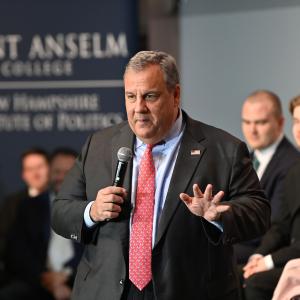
[234,90,300,264]
[242,95,300,300]
[0,148,82,300]
[0,148,50,286]
[52,50,270,300]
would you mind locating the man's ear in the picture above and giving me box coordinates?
[173,84,180,107]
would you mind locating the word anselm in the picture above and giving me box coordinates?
[0,32,128,77]
[0,32,128,60]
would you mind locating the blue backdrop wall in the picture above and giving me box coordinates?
[0,0,138,197]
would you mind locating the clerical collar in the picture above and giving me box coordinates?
[28,187,40,197]
[135,109,184,149]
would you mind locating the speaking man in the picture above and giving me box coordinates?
[52,51,270,300]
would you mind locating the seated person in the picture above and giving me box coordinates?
[235,90,300,264]
[0,148,82,300]
[0,148,50,288]
[242,95,300,300]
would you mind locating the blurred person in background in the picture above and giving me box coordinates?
[41,148,82,300]
[0,148,50,285]
[235,90,300,264]
[0,147,82,300]
[242,95,300,300]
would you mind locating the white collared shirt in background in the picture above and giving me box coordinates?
[254,134,284,180]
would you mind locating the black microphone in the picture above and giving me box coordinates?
[113,147,133,187]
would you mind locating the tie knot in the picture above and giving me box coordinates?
[146,144,154,151]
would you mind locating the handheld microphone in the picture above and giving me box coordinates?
[113,147,133,187]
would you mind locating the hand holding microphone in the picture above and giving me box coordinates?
[90,147,132,222]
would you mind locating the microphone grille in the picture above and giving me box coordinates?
[117,147,133,162]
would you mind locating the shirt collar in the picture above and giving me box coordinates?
[28,187,40,197]
[135,109,184,150]
[254,133,284,161]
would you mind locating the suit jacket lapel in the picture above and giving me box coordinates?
[260,137,286,186]
[154,116,206,247]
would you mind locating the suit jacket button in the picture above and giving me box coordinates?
[70,234,78,240]
[119,279,124,285]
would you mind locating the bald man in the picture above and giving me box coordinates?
[235,90,300,264]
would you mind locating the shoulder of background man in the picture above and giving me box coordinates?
[276,136,300,159]
[2,189,28,205]
[270,136,300,171]
[0,189,28,233]
[283,160,300,211]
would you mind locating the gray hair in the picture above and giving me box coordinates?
[124,51,180,91]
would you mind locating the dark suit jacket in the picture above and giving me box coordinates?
[0,189,28,285]
[234,137,300,263]
[52,113,270,300]
[256,161,300,266]
[260,137,300,222]
[3,192,82,299]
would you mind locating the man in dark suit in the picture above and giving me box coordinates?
[0,148,50,286]
[242,94,300,300]
[52,51,270,300]
[234,90,300,263]
[0,148,82,300]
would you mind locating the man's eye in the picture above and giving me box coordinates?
[126,94,136,102]
[145,93,158,101]
[256,121,268,125]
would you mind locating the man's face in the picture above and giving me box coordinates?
[124,65,180,145]
[22,154,49,192]
[241,98,283,150]
[292,106,300,148]
[50,154,75,194]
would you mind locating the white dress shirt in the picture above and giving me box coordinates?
[254,134,284,180]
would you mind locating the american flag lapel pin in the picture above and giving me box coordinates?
[191,149,201,156]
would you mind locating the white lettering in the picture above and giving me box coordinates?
[0,60,73,77]
[65,33,78,59]
[79,33,92,59]
[0,114,31,131]
[0,35,22,60]
[28,35,46,59]
[106,33,128,57]
[44,34,64,59]
[93,33,104,58]
[57,112,123,131]
[0,96,10,111]
[32,114,53,131]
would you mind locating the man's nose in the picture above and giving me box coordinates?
[250,123,257,133]
[135,97,148,112]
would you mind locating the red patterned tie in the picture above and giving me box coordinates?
[129,144,155,290]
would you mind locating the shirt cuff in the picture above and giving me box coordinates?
[264,254,274,270]
[84,201,97,228]
[209,221,223,232]
[249,253,263,262]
